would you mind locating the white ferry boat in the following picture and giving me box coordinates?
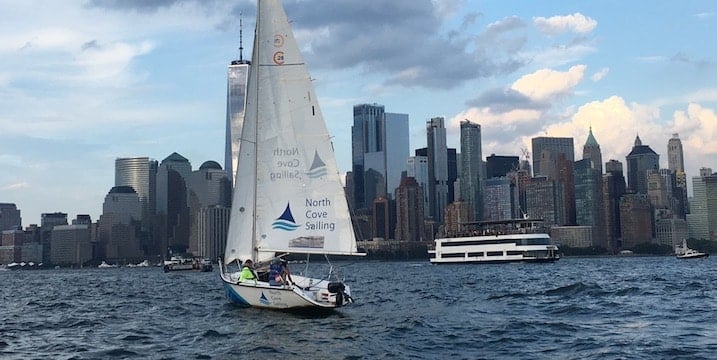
[429,218,560,264]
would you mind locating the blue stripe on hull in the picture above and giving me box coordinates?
[224,282,250,306]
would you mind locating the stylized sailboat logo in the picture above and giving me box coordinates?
[306,150,327,179]
[272,203,301,231]
[259,292,270,305]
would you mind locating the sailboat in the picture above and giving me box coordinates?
[219,0,364,310]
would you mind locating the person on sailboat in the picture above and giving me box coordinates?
[238,259,256,283]
[269,258,292,286]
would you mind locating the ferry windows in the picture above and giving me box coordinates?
[468,252,484,257]
[487,251,502,256]
[507,251,523,256]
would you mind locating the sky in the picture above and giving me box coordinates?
[1,0,716,225]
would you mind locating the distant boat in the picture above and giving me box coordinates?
[98,261,118,268]
[676,239,709,259]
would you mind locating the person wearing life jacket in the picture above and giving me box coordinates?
[269,257,292,286]
[238,259,256,283]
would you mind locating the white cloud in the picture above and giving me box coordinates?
[511,65,586,101]
[591,67,609,82]
[534,13,597,35]
[1,182,30,191]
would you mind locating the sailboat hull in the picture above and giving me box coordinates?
[220,268,351,310]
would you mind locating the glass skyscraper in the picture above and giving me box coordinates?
[459,120,482,221]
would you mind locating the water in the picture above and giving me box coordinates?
[1,257,716,359]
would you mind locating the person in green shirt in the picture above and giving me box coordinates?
[238,259,257,283]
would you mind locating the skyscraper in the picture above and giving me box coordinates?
[531,136,575,224]
[225,16,251,186]
[407,153,429,219]
[395,177,425,242]
[0,203,21,231]
[486,155,519,179]
[574,159,605,248]
[603,160,626,253]
[667,133,688,217]
[351,104,409,211]
[427,117,448,222]
[115,156,158,227]
[582,126,603,173]
[459,120,482,221]
[687,169,717,240]
[626,135,659,194]
[155,152,191,256]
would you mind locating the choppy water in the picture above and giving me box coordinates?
[1,256,716,359]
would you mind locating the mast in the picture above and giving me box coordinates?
[251,0,261,262]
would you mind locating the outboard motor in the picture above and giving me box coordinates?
[327,282,348,307]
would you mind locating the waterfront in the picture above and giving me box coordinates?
[1,256,716,359]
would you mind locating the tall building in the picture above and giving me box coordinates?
[687,169,717,240]
[531,137,575,179]
[98,186,143,261]
[619,194,652,249]
[40,212,68,264]
[155,153,192,257]
[667,133,685,173]
[582,126,603,174]
[531,137,575,224]
[482,177,516,221]
[372,196,392,241]
[574,159,605,248]
[625,135,659,194]
[225,16,251,186]
[350,104,409,211]
[407,154,429,218]
[459,120,482,221]
[667,133,688,217]
[395,177,425,242]
[115,156,158,228]
[603,160,626,253]
[194,206,231,260]
[50,224,91,267]
[427,117,449,223]
[525,176,565,226]
[188,161,231,256]
[486,155,519,179]
[0,203,21,231]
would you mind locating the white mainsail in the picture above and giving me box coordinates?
[224,0,359,266]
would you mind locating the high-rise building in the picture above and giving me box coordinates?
[619,194,652,249]
[667,133,688,217]
[115,156,158,227]
[395,177,425,242]
[625,135,659,194]
[427,117,449,223]
[482,177,516,221]
[574,159,605,248]
[603,160,626,253]
[194,206,231,260]
[687,169,717,240]
[525,176,565,226]
[407,154,429,219]
[350,104,409,211]
[486,155,519,179]
[98,186,143,262]
[225,17,251,187]
[459,120,482,221]
[40,212,67,264]
[531,137,575,224]
[188,161,231,257]
[667,133,685,173]
[582,126,603,173]
[372,196,392,241]
[0,203,21,231]
[531,137,574,179]
[156,152,191,256]
[443,201,471,237]
[50,224,91,266]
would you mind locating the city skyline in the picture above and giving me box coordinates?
[1,0,716,224]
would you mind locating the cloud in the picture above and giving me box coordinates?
[534,13,597,35]
[1,182,30,191]
[511,65,586,101]
[673,103,717,156]
[591,67,609,82]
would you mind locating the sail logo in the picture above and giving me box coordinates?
[272,203,301,231]
[306,150,327,179]
[259,292,270,305]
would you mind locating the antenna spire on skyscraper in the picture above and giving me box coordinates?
[239,12,244,62]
